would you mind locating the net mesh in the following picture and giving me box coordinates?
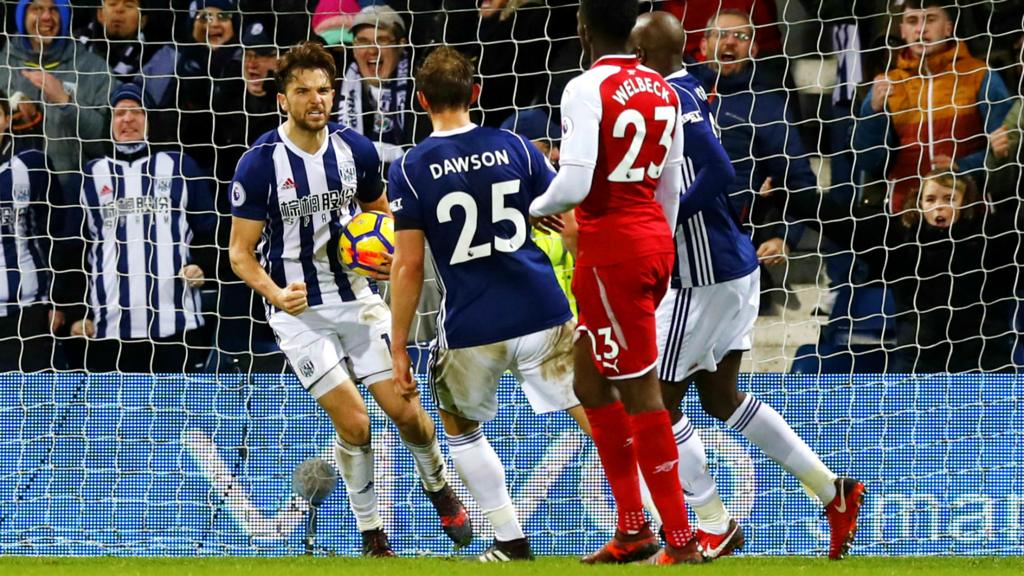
[0,0,1022,557]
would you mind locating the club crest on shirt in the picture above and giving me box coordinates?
[340,162,358,187]
[231,182,246,207]
[12,185,30,204]
[298,356,316,379]
[154,177,172,194]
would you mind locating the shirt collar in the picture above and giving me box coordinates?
[431,123,477,138]
[592,54,638,69]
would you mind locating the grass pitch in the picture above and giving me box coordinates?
[1,556,1021,576]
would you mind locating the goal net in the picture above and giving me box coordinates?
[0,0,1021,557]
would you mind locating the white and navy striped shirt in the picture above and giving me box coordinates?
[80,150,215,339]
[0,145,58,317]
[667,69,759,288]
[230,123,382,316]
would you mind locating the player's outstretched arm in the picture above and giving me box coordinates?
[528,164,594,217]
[530,78,599,217]
[389,229,426,399]
[228,216,308,315]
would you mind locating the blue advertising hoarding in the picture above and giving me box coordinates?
[0,373,1020,556]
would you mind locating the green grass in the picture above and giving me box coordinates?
[1,556,1021,576]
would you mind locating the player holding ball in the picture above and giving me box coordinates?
[228,41,470,557]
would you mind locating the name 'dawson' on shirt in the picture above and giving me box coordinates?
[429,149,511,179]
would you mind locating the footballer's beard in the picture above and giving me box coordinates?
[289,107,329,133]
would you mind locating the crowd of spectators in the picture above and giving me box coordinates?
[1,0,1023,374]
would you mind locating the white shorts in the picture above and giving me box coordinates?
[269,295,393,399]
[429,320,579,422]
[656,270,759,383]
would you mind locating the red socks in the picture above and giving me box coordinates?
[631,409,693,548]
[586,402,694,547]
[584,401,646,533]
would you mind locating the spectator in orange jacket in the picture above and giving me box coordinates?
[854,0,1012,212]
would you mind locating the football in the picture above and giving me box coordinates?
[292,457,337,506]
[338,211,395,276]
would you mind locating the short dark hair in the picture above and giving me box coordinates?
[897,0,957,22]
[0,88,9,117]
[275,41,337,93]
[580,0,638,43]
[415,47,475,112]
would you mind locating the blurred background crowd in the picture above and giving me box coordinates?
[1,0,1023,374]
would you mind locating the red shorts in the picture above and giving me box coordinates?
[572,252,674,379]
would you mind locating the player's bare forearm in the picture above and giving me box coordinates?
[390,230,425,399]
[358,194,391,215]
[229,217,281,304]
[389,230,426,349]
[561,210,579,258]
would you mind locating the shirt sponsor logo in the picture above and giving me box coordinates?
[278,188,355,225]
[101,196,172,226]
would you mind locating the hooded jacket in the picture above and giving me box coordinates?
[855,42,1011,213]
[0,0,119,181]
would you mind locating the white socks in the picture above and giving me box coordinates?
[672,415,731,534]
[447,428,524,542]
[402,436,448,493]
[334,437,383,532]
[727,394,837,504]
[638,415,732,534]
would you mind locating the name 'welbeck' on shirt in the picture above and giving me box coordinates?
[429,149,512,179]
[611,75,672,106]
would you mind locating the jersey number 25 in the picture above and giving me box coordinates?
[608,106,675,182]
[437,179,527,265]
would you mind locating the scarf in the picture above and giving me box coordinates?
[335,53,412,147]
[79,20,147,79]
[113,141,149,162]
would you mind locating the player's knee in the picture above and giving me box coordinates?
[388,400,427,435]
[439,410,479,436]
[700,391,743,422]
[334,412,371,446]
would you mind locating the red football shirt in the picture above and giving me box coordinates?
[558,55,684,266]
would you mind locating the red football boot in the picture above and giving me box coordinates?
[825,477,866,560]
[648,537,705,565]
[581,523,660,564]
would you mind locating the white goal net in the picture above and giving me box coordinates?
[0,0,1021,558]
